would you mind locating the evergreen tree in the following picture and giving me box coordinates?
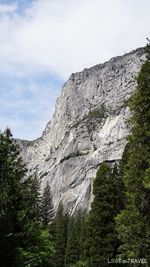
[16,176,55,267]
[115,44,150,265]
[16,228,55,267]
[0,128,27,266]
[65,212,81,266]
[53,203,68,267]
[78,210,87,262]
[22,175,42,223]
[0,129,55,267]
[41,181,54,227]
[65,210,87,267]
[86,162,124,267]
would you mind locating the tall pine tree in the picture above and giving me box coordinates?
[65,210,83,266]
[16,175,55,266]
[0,128,27,266]
[53,203,68,267]
[0,129,55,267]
[86,162,124,267]
[115,44,150,265]
[41,181,54,227]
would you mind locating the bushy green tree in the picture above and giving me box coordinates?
[0,129,55,267]
[41,181,54,227]
[16,229,55,267]
[16,175,55,267]
[78,210,87,261]
[115,45,150,265]
[65,211,81,266]
[22,175,41,222]
[86,162,124,267]
[53,203,68,267]
[0,128,27,266]
[65,210,87,267]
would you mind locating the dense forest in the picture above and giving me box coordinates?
[0,43,150,267]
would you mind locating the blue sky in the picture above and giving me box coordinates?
[0,71,63,139]
[0,0,150,140]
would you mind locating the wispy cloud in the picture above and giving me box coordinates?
[0,3,17,14]
[0,0,150,139]
[0,0,149,79]
[0,74,62,140]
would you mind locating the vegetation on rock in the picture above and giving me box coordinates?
[115,43,150,265]
[0,44,150,266]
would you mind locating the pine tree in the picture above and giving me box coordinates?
[16,228,55,267]
[0,129,55,267]
[78,210,87,262]
[41,181,54,227]
[86,162,124,267]
[115,44,150,265]
[53,203,68,267]
[0,128,27,266]
[24,175,42,222]
[16,176,55,267]
[65,211,81,266]
[65,210,87,267]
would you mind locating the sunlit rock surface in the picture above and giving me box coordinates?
[20,47,146,214]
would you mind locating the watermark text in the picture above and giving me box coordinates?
[108,258,147,264]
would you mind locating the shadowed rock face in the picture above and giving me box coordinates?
[20,47,146,214]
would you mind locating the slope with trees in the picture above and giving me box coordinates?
[85,163,124,267]
[115,43,150,265]
[0,129,55,267]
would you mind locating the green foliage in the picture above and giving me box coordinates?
[18,179,44,263]
[72,105,106,130]
[16,176,55,267]
[79,211,87,261]
[86,105,106,119]
[86,162,124,267]
[0,128,27,266]
[65,210,87,267]
[41,181,54,227]
[23,175,42,222]
[146,38,150,60]
[1,43,150,267]
[53,203,68,267]
[0,129,55,267]
[16,229,55,267]
[115,43,150,265]
[71,260,88,267]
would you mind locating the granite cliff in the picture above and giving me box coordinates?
[20,47,146,214]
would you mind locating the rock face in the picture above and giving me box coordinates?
[20,48,146,214]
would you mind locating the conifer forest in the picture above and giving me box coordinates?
[0,44,150,267]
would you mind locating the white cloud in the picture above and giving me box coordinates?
[0,0,150,139]
[0,0,149,80]
[0,80,60,140]
[0,3,17,14]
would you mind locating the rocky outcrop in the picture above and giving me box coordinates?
[20,47,146,214]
